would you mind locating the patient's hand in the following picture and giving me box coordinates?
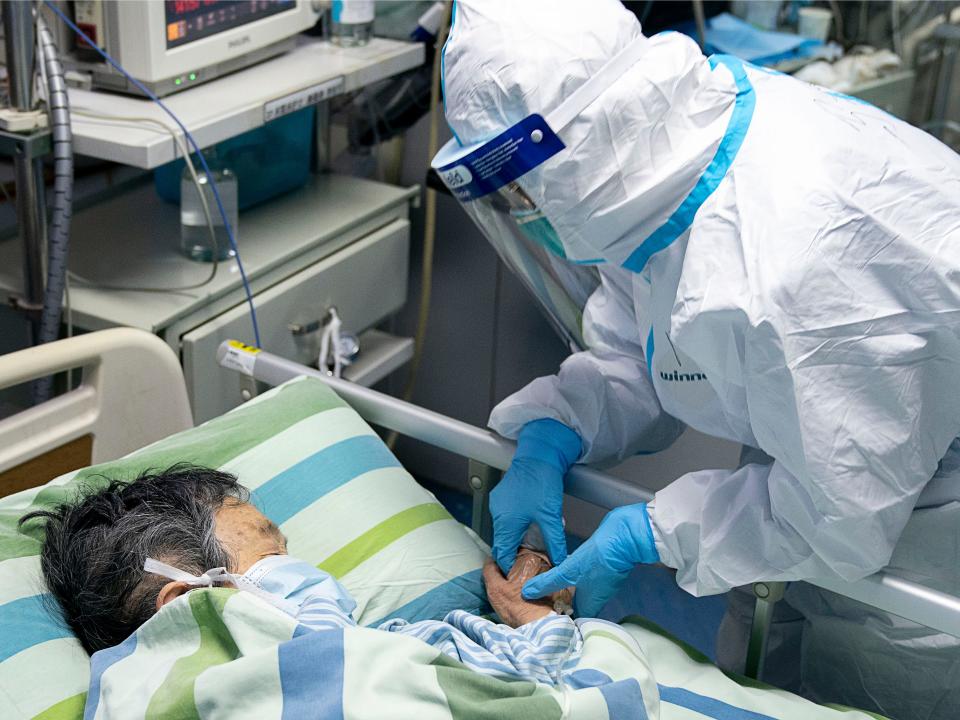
[483,550,573,628]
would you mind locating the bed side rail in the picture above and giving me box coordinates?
[218,341,650,510]
[217,341,960,648]
[0,329,193,476]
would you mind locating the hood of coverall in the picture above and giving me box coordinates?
[440,0,742,267]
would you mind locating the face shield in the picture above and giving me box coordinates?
[432,36,649,352]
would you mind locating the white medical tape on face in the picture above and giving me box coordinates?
[144,556,303,617]
[143,557,233,587]
[546,35,651,134]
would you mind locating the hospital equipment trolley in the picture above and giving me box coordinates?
[0,36,425,423]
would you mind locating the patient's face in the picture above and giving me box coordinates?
[214,500,288,573]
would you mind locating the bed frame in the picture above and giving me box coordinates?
[1,329,958,684]
[217,338,960,680]
[0,329,192,497]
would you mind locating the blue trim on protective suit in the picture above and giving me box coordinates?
[645,328,655,380]
[440,1,461,145]
[623,55,755,274]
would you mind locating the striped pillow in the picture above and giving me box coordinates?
[0,376,488,720]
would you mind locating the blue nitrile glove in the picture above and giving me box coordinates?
[490,418,582,574]
[521,503,659,617]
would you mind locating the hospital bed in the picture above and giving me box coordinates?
[216,338,960,675]
[1,328,959,719]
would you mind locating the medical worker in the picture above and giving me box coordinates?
[431,1,960,718]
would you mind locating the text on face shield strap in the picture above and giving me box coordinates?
[436,114,565,201]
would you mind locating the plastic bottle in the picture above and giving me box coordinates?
[180,151,238,263]
[331,0,374,47]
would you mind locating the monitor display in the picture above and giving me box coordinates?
[165,1,297,49]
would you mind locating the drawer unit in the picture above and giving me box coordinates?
[183,218,409,422]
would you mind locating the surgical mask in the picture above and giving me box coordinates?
[511,208,566,259]
[144,554,356,619]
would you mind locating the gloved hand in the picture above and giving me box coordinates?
[490,419,582,574]
[521,503,659,617]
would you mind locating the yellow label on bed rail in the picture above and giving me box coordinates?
[222,340,261,376]
[228,340,261,354]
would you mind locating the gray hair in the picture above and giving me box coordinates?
[19,464,249,654]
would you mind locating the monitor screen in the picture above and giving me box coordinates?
[165,1,297,49]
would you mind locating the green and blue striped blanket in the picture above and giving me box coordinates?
[1,376,884,720]
[84,587,883,720]
[84,588,659,719]
[1,377,488,719]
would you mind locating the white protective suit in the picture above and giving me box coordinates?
[439,1,960,718]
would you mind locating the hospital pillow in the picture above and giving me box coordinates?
[0,376,488,720]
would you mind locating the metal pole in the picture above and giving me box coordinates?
[692,0,708,52]
[930,23,960,141]
[2,0,46,343]
[467,459,500,545]
[743,581,785,680]
[31,155,47,268]
[220,343,653,510]
[314,101,332,173]
[3,2,34,105]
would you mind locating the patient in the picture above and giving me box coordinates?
[20,465,578,685]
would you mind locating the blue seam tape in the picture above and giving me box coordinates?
[622,55,756,274]
[440,1,461,146]
[645,327,655,380]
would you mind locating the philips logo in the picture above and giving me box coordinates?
[660,370,708,382]
[228,35,251,49]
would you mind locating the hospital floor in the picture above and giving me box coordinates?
[423,481,729,662]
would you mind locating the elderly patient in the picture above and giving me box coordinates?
[20,465,578,685]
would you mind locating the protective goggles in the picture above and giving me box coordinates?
[431,36,650,351]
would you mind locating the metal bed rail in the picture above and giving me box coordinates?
[217,341,960,679]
